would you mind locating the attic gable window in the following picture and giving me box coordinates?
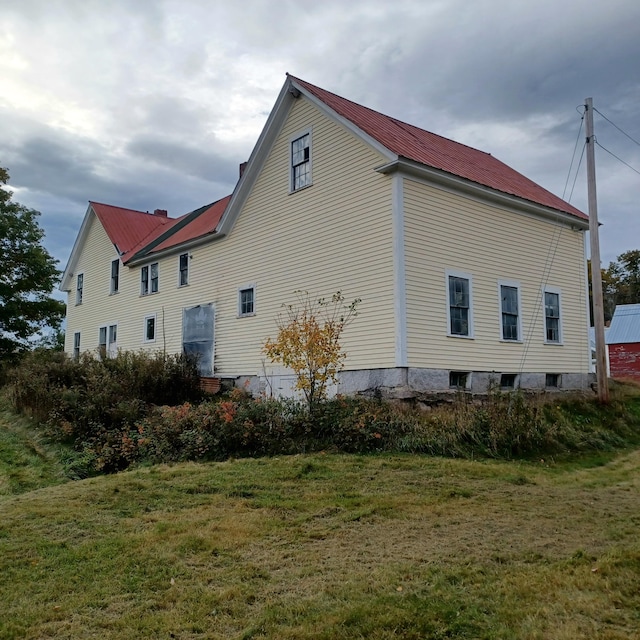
[110,259,120,294]
[141,262,159,295]
[291,130,311,191]
[76,273,83,305]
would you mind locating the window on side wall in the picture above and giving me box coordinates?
[144,315,156,342]
[73,332,81,360]
[108,324,117,357]
[110,259,119,294]
[238,285,255,317]
[291,130,311,191]
[499,282,521,341]
[141,263,159,295]
[446,272,473,337]
[543,288,562,343]
[179,253,189,287]
[76,273,83,305]
[98,326,107,359]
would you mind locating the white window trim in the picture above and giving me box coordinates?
[445,269,474,339]
[178,253,189,287]
[98,325,108,358]
[76,272,84,305]
[289,127,313,193]
[110,259,120,295]
[73,331,81,359]
[144,313,157,343]
[542,285,564,345]
[141,262,159,296]
[237,283,256,317]
[106,322,118,357]
[497,279,523,343]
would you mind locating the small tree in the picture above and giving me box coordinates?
[264,291,360,412]
[0,168,65,365]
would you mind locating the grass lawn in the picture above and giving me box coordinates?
[1,445,639,639]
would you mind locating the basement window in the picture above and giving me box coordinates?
[449,371,470,390]
[545,373,560,388]
[500,374,517,390]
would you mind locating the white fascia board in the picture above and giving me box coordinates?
[59,203,97,291]
[216,80,295,237]
[376,158,590,231]
[289,78,396,163]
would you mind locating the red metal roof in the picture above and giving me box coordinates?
[90,202,182,261]
[151,195,231,254]
[289,75,587,221]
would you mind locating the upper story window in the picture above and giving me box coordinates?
[76,273,83,305]
[291,130,311,191]
[141,262,159,295]
[544,288,562,343]
[179,253,189,287]
[110,259,120,294]
[447,272,473,338]
[499,282,521,341]
[238,285,255,317]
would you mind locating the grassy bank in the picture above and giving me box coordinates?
[1,450,639,639]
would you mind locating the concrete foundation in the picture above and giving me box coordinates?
[226,367,595,400]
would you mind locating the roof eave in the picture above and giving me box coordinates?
[59,203,99,291]
[376,158,590,230]
[125,230,226,266]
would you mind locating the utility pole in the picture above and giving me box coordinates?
[585,97,609,403]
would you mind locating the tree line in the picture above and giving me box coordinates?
[589,250,640,324]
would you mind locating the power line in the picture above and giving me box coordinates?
[595,140,640,177]
[568,143,586,203]
[563,113,584,200]
[593,107,640,148]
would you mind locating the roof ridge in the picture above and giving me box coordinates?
[90,201,162,217]
[288,75,492,158]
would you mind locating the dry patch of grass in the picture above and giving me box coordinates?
[1,451,639,639]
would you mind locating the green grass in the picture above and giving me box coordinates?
[0,399,74,495]
[1,450,639,639]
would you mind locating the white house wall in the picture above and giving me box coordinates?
[65,95,397,376]
[403,177,590,376]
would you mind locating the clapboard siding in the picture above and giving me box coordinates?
[403,177,589,373]
[66,95,397,374]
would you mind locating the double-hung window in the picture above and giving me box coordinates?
[238,285,255,317]
[141,262,159,295]
[110,259,119,294]
[144,314,156,342]
[447,272,473,337]
[76,273,83,305]
[291,130,311,191]
[544,288,562,343]
[99,326,107,359]
[499,282,521,341]
[179,253,189,287]
[73,332,81,360]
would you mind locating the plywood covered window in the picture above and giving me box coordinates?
[183,303,214,377]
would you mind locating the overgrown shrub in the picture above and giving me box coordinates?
[7,350,204,471]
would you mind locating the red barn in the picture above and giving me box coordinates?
[607,304,640,382]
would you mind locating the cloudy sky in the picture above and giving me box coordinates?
[3,0,640,298]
